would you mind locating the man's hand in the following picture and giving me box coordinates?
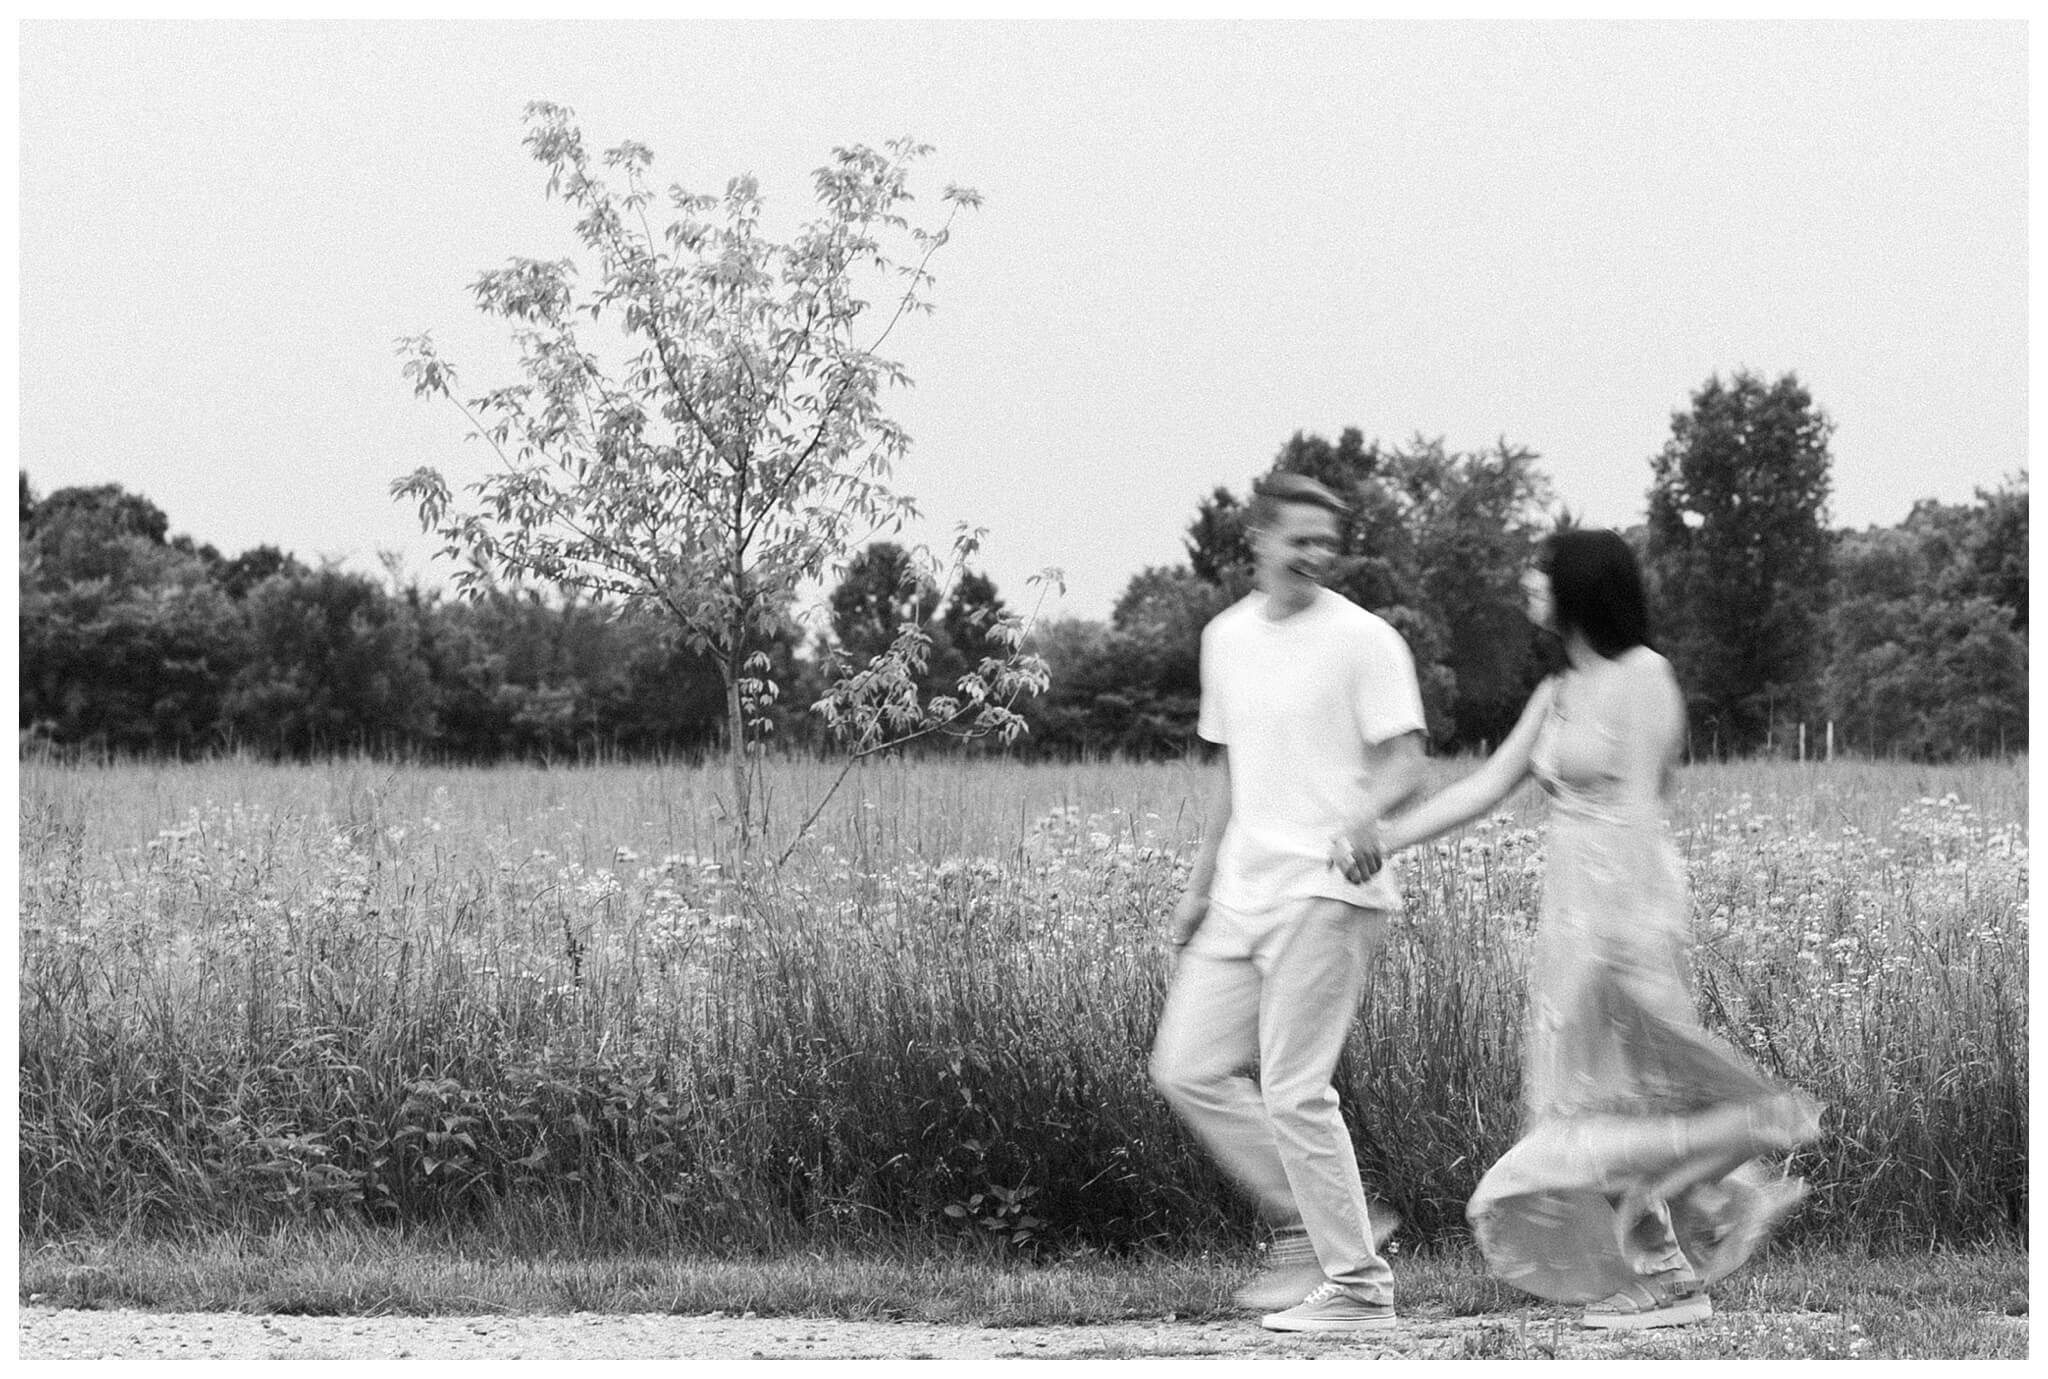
[1168,890,1210,948]
[1328,817,1385,885]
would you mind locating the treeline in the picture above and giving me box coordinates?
[17,378,2028,763]
[21,478,735,760]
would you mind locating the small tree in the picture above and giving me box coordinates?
[396,104,1045,850]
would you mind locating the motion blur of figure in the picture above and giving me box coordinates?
[1149,473,1427,1333]
[1337,527,1820,1330]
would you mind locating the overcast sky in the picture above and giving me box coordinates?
[17,19,2028,625]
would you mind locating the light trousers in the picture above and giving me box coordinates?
[1149,896,1394,1302]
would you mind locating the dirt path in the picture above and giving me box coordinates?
[13,1305,1447,1360]
[15,1303,1901,1361]
[15,1306,1455,1360]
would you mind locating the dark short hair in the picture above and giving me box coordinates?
[1248,472,1349,529]
[1538,528,1651,658]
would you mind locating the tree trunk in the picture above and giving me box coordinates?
[723,646,749,855]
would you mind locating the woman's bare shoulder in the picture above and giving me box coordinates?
[1611,647,1685,736]
[1619,645,1680,689]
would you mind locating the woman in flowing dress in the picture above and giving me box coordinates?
[1333,528,1821,1329]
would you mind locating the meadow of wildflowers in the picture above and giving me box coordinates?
[17,754,2026,1253]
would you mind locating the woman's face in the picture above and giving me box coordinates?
[1521,567,1556,632]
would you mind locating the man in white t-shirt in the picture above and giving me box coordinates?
[1149,471,1427,1333]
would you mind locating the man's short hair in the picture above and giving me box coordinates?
[1247,472,1350,530]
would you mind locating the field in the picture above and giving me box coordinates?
[19,751,2027,1264]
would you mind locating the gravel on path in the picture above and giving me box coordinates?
[17,1305,1599,1361]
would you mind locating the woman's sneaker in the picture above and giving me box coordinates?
[1260,1281,1398,1332]
[1580,1280,1712,1330]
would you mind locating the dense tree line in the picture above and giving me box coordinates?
[16,479,1000,762]
[17,373,2027,762]
[1031,371,2023,761]
[20,478,748,760]
[1821,485,2028,759]
[1639,370,2025,759]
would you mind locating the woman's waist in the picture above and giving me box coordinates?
[1542,791,1669,829]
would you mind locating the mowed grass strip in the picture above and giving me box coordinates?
[19,1229,2026,1360]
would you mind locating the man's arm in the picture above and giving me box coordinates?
[1360,728,1427,822]
[1337,678,1556,881]
[1328,730,1426,880]
[1169,745,1231,946]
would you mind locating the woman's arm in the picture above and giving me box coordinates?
[1375,677,1556,855]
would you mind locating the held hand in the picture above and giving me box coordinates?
[1168,890,1209,948]
[1327,818,1386,885]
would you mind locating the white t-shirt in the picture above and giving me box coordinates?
[1197,588,1427,914]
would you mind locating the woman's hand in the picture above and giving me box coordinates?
[1328,819,1385,885]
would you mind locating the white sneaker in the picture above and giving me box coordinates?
[1233,1206,1403,1312]
[1260,1280,1398,1332]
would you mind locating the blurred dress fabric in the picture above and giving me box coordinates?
[1467,661,1823,1303]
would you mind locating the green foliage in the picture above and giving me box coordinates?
[1821,596,2024,759]
[392,104,1047,844]
[1882,477,2027,629]
[944,1183,1048,1253]
[1645,371,1835,753]
[417,590,757,760]
[1968,475,2027,631]
[1255,429,1556,746]
[20,484,247,753]
[24,480,171,550]
[808,532,1052,760]
[939,569,1010,681]
[16,449,2020,763]
[1818,477,2028,760]
[1054,428,1554,754]
[396,105,970,639]
[216,545,303,601]
[1345,436,1555,745]
[21,481,174,590]
[223,566,438,754]
[1010,570,1227,756]
[830,542,940,669]
[20,567,246,754]
[822,543,1019,726]
[1183,486,1252,584]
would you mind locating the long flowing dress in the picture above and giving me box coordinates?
[1466,652,1823,1304]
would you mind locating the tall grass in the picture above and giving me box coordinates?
[17,753,2026,1252]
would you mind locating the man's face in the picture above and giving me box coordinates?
[1251,502,1342,595]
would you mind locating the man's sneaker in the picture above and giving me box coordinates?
[1232,1228,1323,1311]
[1260,1281,1398,1332]
[1232,1207,1403,1312]
[1580,1280,1712,1330]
